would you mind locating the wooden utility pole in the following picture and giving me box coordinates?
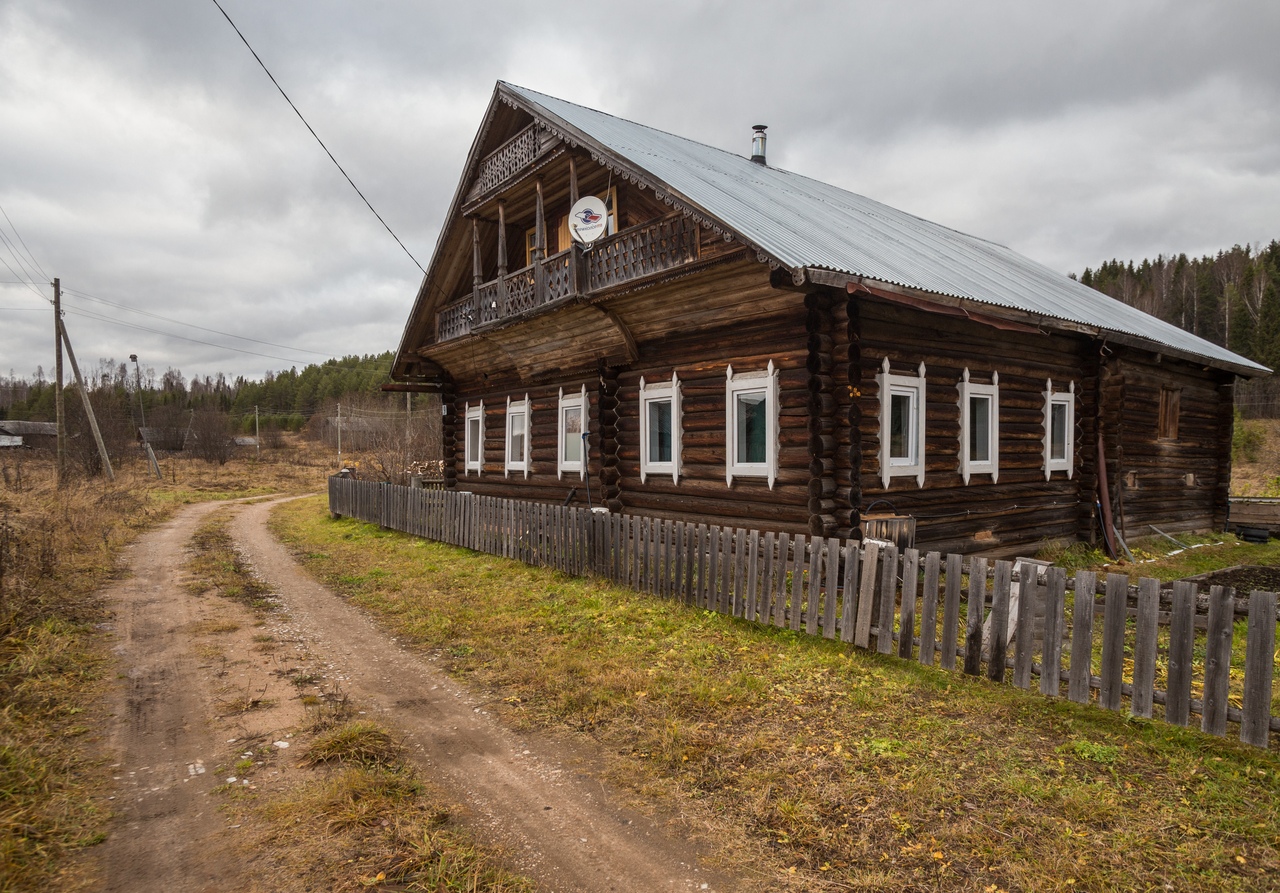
[54,277,66,486]
[59,316,115,481]
[254,405,260,457]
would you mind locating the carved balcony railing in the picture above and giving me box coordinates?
[434,214,700,344]
[473,124,542,197]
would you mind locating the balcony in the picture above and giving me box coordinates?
[436,214,699,343]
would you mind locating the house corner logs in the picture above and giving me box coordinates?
[806,291,841,537]
[441,379,459,488]
[599,365,623,512]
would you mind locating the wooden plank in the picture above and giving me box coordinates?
[987,561,1012,684]
[746,530,761,622]
[721,527,735,615]
[854,541,880,649]
[772,533,790,628]
[898,549,919,659]
[695,524,708,609]
[1130,577,1161,719]
[709,527,723,613]
[941,553,962,671]
[1165,581,1196,726]
[918,551,940,666]
[840,542,859,644]
[876,544,898,655]
[757,532,773,623]
[1202,585,1235,737]
[1241,590,1277,747]
[734,528,748,618]
[1099,573,1129,711]
[665,520,677,598]
[789,534,807,631]
[823,536,840,640]
[1012,561,1037,690]
[1039,567,1066,697]
[806,536,823,636]
[964,558,987,676]
[1068,571,1096,704]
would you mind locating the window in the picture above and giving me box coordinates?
[877,358,927,487]
[505,395,530,478]
[1043,380,1075,479]
[558,385,588,479]
[958,368,999,484]
[639,373,682,484]
[725,361,780,488]
[1159,386,1180,441]
[464,401,484,475]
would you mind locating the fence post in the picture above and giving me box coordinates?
[987,560,1013,683]
[876,544,898,655]
[1201,585,1235,737]
[1099,573,1128,711]
[964,557,987,676]
[1165,581,1197,726]
[1130,577,1161,719]
[1241,590,1277,748]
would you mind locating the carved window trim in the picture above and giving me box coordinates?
[725,361,779,489]
[464,401,484,475]
[877,358,927,488]
[558,385,588,480]
[958,368,999,485]
[505,395,530,478]
[639,372,682,485]
[1044,380,1075,479]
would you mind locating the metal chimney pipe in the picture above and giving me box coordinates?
[750,124,767,165]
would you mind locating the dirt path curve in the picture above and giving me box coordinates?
[94,497,736,893]
[230,497,733,893]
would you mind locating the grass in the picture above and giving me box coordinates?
[0,445,328,892]
[270,495,1280,892]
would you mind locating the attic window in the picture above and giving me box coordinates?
[1159,387,1180,441]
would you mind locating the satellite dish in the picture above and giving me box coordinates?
[569,195,609,246]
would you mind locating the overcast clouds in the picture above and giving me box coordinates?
[2,0,1277,384]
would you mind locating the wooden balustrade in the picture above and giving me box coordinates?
[435,214,700,342]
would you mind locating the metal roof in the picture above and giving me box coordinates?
[503,83,1267,377]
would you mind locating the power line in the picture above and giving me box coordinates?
[61,286,335,358]
[61,304,328,366]
[0,202,50,282]
[208,0,426,276]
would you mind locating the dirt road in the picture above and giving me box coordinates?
[92,498,734,892]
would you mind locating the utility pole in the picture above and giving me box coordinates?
[254,405,260,457]
[59,316,115,481]
[337,402,342,469]
[54,277,66,487]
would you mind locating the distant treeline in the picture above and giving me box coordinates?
[0,351,403,429]
[1074,240,1279,416]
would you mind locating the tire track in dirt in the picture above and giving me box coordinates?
[231,497,734,893]
[93,502,261,893]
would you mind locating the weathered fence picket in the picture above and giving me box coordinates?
[329,477,1280,751]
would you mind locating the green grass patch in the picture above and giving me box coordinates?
[270,496,1280,892]
[185,510,277,614]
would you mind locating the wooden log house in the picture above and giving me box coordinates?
[390,82,1267,555]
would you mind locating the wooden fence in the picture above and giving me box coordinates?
[329,477,1280,750]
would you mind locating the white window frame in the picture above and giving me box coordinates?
[1044,379,1075,479]
[557,384,588,480]
[725,360,780,489]
[877,358,927,488]
[958,368,999,484]
[505,394,530,478]
[639,372,682,484]
[464,400,484,475]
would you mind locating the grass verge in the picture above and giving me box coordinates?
[271,495,1280,893]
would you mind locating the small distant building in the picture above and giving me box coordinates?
[0,420,58,450]
[138,426,188,451]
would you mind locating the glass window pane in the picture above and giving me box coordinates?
[563,406,582,463]
[736,391,766,464]
[890,392,912,460]
[648,398,672,463]
[467,417,481,463]
[970,395,990,463]
[510,412,525,460]
[1051,402,1068,461]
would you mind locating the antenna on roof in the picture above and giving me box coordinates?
[750,125,768,165]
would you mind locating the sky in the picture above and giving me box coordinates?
[2,0,1277,385]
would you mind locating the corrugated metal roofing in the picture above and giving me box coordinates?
[504,83,1266,376]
